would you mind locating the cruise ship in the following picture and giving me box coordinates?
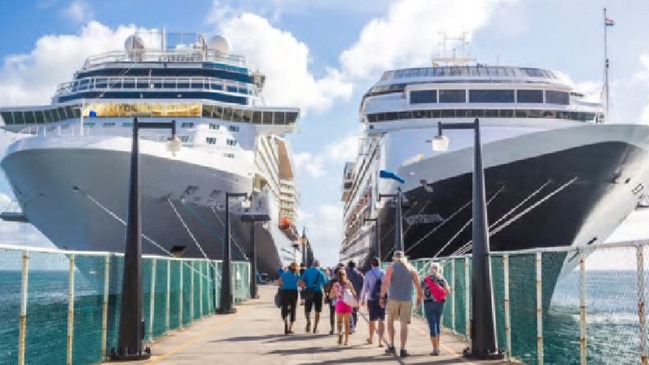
[340,62,649,294]
[0,31,302,277]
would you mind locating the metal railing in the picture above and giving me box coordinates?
[405,240,649,365]
[0,244,250,365]
[82,49,247,70]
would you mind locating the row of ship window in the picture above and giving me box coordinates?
[381,66,555,80]
[410,89,569,105]
[60,77,254,96]
[366,108,598,123]
[0,104,299,126]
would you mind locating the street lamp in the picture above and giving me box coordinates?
[217,192,249,314]
[110,117,180,361]
[363,217,380,261]
[241,192,271,300]
[430,118,503,360]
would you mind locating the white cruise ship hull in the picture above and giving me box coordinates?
[1,136,293,277]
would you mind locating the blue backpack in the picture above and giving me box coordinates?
[370,270,383,301]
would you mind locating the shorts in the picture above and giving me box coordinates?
[367,300,385,321]
[305,290,323,313]
[335,300,353,314]
[387,300,412,324]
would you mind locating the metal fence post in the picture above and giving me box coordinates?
[579,248,587,365]
[18,250,29,365]
[165,259,170,333]
[637,245,648,365]
[148,258,157,341]
[190,261,195,321]
[199,261,204,318]
[503,254,511,361]
[179,260,184,328]
[67,254,76,365]
[465,256,470,338]
[451,258,456,334]
[536,252,543,365]
[101,255,110,359]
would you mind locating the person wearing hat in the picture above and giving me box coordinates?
[379,250,423,358]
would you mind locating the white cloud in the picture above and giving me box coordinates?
[0,22,139,107]
[338,0,515,81]
[62,1,93,23]
[325,135,359,162]
[298,204,343,266]
[637,54,649,124]
[293,152,325,178]
[209,11,353,115]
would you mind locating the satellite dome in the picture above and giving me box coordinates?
[208,35,229,54]
[124,35,145,52]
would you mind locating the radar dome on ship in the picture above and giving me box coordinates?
[124,35,145,52]
[208,35,229,54]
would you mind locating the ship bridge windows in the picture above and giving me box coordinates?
[366,108,596,123]
[517,90,544,103]
[410,90,437,104]
[469,89,515,103]
[439,89,466,103]
[545,90,569,105]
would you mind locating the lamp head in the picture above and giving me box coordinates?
[431,135,449,152]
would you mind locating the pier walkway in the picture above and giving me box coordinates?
[129,285,511,365]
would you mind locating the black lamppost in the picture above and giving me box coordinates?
[431,118,503,360]
[217,192,248,314]
[241,191,271,300]
[110,117,180,361]
[363,217,380,260]
[300,228,308,267]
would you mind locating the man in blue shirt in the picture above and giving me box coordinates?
[300,259,327,333]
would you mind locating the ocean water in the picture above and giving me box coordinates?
[0,270,645,364]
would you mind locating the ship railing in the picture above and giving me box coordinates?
[55,75,256,97]
[14,125,178,144]
[82,49,247,70]
[390,239,649,365]
[0,243,251,365]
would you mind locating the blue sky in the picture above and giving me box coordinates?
[0,0,648,267]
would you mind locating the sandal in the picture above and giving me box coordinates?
[365,338,373,345]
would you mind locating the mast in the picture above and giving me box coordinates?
[603,8,611,122]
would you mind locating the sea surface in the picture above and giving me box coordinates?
[0,270,646,365]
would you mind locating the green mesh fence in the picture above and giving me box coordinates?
[0,245,250,365]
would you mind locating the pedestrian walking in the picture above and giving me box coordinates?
[421,262,451,356]
[277,261,300,335]
[346,260,364,333]
[300,259,327,333]
[359,256,385,347]
[379,251,423,358]
[329,269,358,346]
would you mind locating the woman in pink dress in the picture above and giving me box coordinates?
[328,269,357,345]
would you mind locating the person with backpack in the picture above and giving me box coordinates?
[359,256,385,347]
[300,259,327,333]
[420,262,451,356]
[345,260,364,333]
